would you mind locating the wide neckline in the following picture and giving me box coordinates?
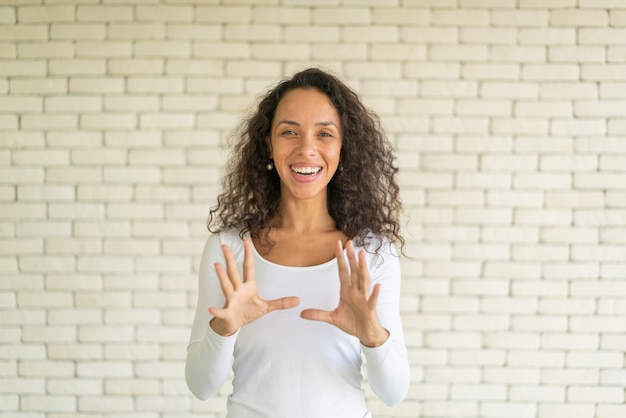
[249,236,340,271]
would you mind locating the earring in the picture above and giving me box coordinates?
[266,159,274,170]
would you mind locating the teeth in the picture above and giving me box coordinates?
[291,166,321,175]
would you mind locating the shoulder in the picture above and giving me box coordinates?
[202,228,246,261]
[355,231,399,268]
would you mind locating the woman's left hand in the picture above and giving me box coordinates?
[300,240,390,347]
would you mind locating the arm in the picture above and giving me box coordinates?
[361,241,410,406]
[300,238,410,406]
[185,233,300,399]
[185,234,234,400]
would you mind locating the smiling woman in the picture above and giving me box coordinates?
[185,67,409,418]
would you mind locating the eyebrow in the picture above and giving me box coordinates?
[276,120,338,128]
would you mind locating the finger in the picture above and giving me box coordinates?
[214,262,234,298]
[242,238,255,284]
[368,283,381,310]
[208,306,227,318]
[300,308,334,324]
[336,240,351,287]
[266,296,300,313]
[221,244,241,290]
[345,240,360,290]
[358,249,371,296]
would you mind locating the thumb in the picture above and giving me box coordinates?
[266,296,300,313]
[300,308,333,324]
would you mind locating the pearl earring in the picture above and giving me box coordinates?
[266,160,274,170]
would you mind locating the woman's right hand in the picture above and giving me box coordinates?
[208,238,300,336]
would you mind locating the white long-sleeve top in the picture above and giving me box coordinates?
[185,229,410,418]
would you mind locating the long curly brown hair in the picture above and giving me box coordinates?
[208,67,404,252]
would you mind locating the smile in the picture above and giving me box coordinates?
[290,165,322,176]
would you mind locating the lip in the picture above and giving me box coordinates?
[289,164,323,183]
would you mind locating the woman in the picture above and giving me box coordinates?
[185,68,410,417]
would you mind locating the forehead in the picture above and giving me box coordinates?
[273,88,340,121]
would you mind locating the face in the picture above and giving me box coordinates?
[269,88,343,203]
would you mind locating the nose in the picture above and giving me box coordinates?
[298,132,317,156]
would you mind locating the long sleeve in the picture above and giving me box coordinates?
[185,234,238,400]
[361,240,410,406]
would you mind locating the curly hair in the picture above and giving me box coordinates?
[208,67,404,252]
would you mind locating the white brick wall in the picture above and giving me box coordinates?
[1,1,625,417]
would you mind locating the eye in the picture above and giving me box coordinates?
[319,132,333,138]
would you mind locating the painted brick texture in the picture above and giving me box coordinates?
[1,1,625,417]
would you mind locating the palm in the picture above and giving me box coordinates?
[301,240,389,347]
[209,239,300,336]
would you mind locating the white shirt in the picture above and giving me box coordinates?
[186,229,410,418]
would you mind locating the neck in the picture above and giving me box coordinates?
[274,197,336,233]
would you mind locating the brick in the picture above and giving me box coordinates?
[551,9,609,26]
[583,64,626,81]
[481,82,539,99]
[168,24,221,40]
[135,41,191,58]
[461,28,517,44]
[541,82,597,99]
[20,395,75,412]
[108,23,165,40]
[16,221,71,238]
[17,185,74,201]
[611,10,626,26]
[520,28,576,45]
[343,25,399,42]
[523,64,580,80]
[224,24,281,42]
[17,6,74,22]
[75,41,133,57]
[109,58,164,75]
[481,402,537,418]
[69,77,125,94]
[194,41,249,58]
[77,6,133,22]
[47,378,102,395]
[80,113,137,129]
[490,46,546,62]
[46,167,102,184]
[74,220,130,237]
[0,60,46,76]
[0,7,16,24]
[0,25,47,41]
[549,46,605,63]
[550,119,606,136]
[18,41,74,58]
[492,10,549,26]
[538,298,596,315]
[580,28,626,45]
[576,100,626,117]
[104,95,159,112]
[540,155,597,171]
[431,45,488,62]
[196,6,251,23]
[45,96,102,112]
[432,9,489,26]
[10,77,67,94]
[51,24,106,40]
[251,43,310,61]
[538,403,595,418]
[136,5,193,22]
[462,63,519,80]
[402,27,457,44]
[482,226,539,243]
[546,191,604,208]
[608,46,626,62]
[253,6,310,24]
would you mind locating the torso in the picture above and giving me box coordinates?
[253,227,348,267]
